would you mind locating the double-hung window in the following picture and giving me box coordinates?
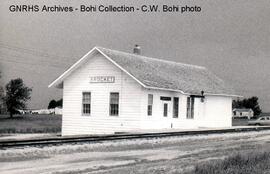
[186,96,194,119]
[147,94,153,116]
[110,92,119,116]
[173,97,179,118]
[82,92,91,115]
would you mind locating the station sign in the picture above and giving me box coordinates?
[160,96,172,101]
[89,76,115,83]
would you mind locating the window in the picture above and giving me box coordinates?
[82,92,91,115]
[173,97,179,118]
[110,92,119,116]
[163,103,168,117]
[147,94,153,116]
[260,117,265,120]
[186,97,190,118]
[186,96,194,119]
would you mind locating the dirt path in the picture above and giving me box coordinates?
[1,131,270,174]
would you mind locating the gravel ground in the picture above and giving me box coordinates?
[0,133,57,141]
[1,130,270,174]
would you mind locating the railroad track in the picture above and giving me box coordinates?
[1,126,270,148]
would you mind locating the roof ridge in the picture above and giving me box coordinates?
[96,46,207,70]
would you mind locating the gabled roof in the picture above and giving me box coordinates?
[49,46,237,96]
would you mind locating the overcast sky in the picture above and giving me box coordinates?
[1,0,270,111]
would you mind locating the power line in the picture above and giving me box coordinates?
[0,42,75,64]
[0,57,67,69]
[0,51,70,68]
[0,42,72,60]
[3,63,44,76]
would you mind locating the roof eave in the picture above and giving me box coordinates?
[48,47,99,88]
[144,86,188,95]
[48,46,148,89]
[204,93,242,98]
[144,86,240,97]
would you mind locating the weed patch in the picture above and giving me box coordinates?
[188,151,270,174]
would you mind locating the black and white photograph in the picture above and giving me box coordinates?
[0,0,270,173]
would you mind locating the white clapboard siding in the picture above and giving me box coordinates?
[200,96,232,127]
[62,52,142,135]
[139,89,232,129]
[61,51,233,135]
[140,89,199,129]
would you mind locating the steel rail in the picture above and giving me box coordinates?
[1,126,270,148]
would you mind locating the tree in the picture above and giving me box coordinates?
[232,96,262,116]
[0,72,3,100]
[48,99,57,109]
[0,84,3,98]
[56,98,63,107]
[3,78,32,118]
[48,98,62,109]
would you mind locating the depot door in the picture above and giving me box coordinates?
[163,101,171,117]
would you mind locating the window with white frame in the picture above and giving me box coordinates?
[173,97,179,118]
[82,92,91,115]
[110,92,119,116]
[186,96,194,119]
[147,94,153,116]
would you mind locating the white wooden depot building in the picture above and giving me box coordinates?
[49,46,237,135]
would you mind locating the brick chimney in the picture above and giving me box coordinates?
[133,44,141,55]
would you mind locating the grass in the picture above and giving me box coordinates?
[232,118,249,126]
[187,151,270,174]
[0,116,250,134]
[0,114,61,133]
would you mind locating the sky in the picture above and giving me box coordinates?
[0,0,270,111]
